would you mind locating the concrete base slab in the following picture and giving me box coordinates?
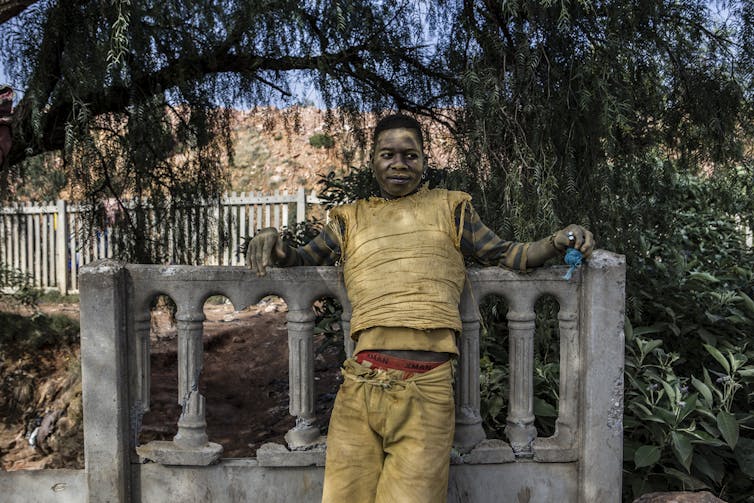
[257,441,326,467]
[136,440,223,466]
[462,439,516,464]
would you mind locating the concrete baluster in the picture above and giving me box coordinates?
[174,310,210,447]
[506,308,537,457]
[132,313,151,414]
[454,293,486,452]
[136,307,222,465]
[555,308,579,445]
[284,307,321,449]
[532,303,580,461]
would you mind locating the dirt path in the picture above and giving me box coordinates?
[1,299,343,469]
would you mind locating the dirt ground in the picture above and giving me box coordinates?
[0,298,343,470]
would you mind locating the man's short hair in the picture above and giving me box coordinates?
[373,114,424,151]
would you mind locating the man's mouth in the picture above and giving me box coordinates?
[387,177,411,184]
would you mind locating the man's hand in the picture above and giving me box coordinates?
[246,227,286,276]
[552,224,595,258]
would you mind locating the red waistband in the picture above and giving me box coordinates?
[355,351,446,374]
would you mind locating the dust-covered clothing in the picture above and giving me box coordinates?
[277,190,530,272]
[283,187,526,503]
[277,187,529,355]
[322,358,455,503]
[330,188,470,335]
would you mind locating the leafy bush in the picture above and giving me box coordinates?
[0,311,80,356]
[308,133,335,149]
[618,171,754,501]
[476,167,754,501]
[0,262,40,308]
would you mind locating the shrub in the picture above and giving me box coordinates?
[309,133,335,149]
[618,171,754,501]
[0,263,40,309]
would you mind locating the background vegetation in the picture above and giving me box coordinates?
[1,0,753,499]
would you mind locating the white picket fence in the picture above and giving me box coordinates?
[0,188,321,294]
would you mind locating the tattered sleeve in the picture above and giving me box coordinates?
[276,219,343,267]
[457,203,529,272]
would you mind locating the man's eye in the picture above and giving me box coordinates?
[406,153,418,160]
[381,153,393,159]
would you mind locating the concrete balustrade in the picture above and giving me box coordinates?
[0,250,626,503]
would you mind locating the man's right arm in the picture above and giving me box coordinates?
[246,222,342,276]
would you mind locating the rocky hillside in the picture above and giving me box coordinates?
[229,107,355,195]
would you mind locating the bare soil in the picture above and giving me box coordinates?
[0,299,343,470]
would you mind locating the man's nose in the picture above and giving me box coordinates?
[390,154,408,168]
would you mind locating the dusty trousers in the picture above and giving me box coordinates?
[322,358,455,503]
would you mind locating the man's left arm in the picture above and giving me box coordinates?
[458,204,594,269]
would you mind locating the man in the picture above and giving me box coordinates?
[247,114,594,502]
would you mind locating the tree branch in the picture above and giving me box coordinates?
[0,0,37,24]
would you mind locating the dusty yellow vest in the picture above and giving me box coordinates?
[331,187,471,336]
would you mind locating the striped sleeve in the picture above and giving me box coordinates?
[457,203,529,271]
[276,221,342,267]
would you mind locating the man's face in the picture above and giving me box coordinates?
[371,128,426,199]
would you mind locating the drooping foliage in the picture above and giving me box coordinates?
[0,0,446,261]
[434,0,753,243]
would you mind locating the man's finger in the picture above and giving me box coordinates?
[562,226,580,250]
[253,238,266,276]
[581,231,595,258]
[260,234,275,276]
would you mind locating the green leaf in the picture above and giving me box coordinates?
[654,406,676,425]
[634,445,661,468]
[691,377,713,406]
[645,338,664,353]
[678,393,697,422]
[704,344,731,373]
[702,368,724,401]
[624,316,634,342]
[533,397,558,417]
[697,328,717,346]
[661,380,676,404]
[630,402,654,418]
[716,410,739,449]
[734,437,754,478]
[487,396,503,418]
[671,431,693,472]
[634,326,663,337]
[737,291,754,315]
[644,415,671,424]
[687,430,727,447]
[692,452,725,485]
[663,467,708,490]
[738,368,754,377]
[688,272,720,284]
[729,352,747,373]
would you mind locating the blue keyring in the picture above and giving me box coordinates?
[563,247,583,280]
